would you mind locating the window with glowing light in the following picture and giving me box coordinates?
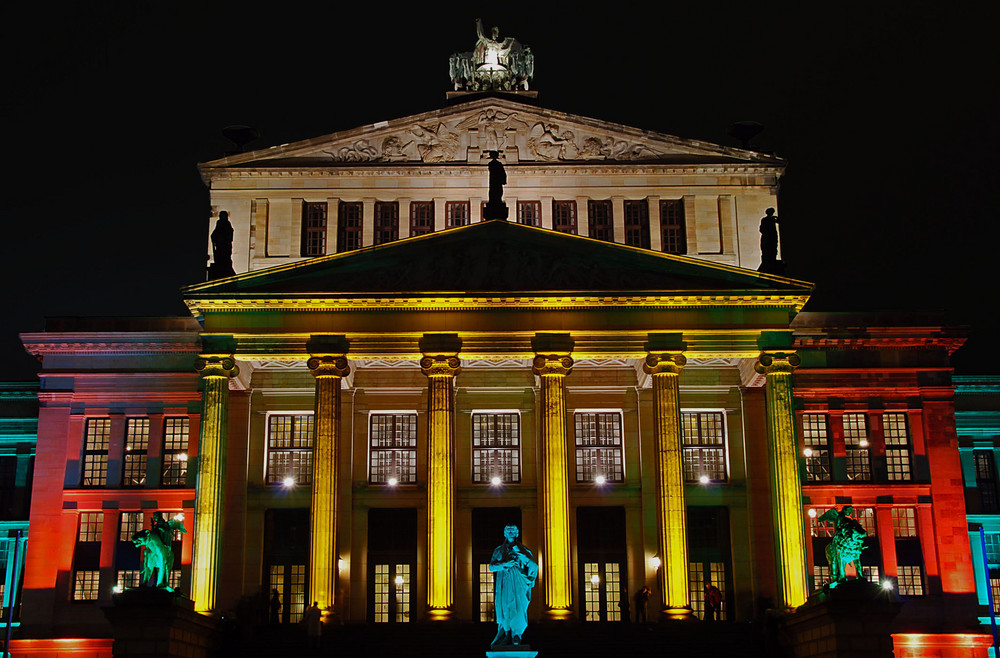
[975,451,1000,512]
[369,413,418,484]
[122,418,149,487]
[73,512,103,602]
[843,413,871,481]
[73,570,100,602]
[891,508,917,537]
[337,201,363,252]
[809,510,835,538]
[161,417,189,487]
[985,534,1000,565]
[812,565,831,589]
[897,565,924,596]
[81,418,110,487]
[574,412,624,483]
[409,201,434,237]
[266,414,314,485]
[883,413,912,481]
[689,562,727,620]
[552,200,577,234]
[624,200,650,249]
[471,412,520,484]
[516,201,540,227]
[990,576,1000,613]
[660,199,686,255]
[681,411,728,483]
[801,414,831,482]
[446,201,470,228]
[587,200,613,241]
[373,202,399,245]
[301,201,327,257]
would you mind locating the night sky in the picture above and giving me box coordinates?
[2,4,998,380]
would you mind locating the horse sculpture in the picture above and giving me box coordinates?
[819,506,868,585]
[130,511,186,590]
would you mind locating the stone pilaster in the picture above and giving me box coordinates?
[191,354,237,613]
[532,333,574,619]
[643,350,690,618]
[307,350,350,617]
[420,334,461,620]
[756,350,808,608]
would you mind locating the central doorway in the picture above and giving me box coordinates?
[577,506,627,622]
[367,508,416,623]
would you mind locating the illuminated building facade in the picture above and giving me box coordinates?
[14,94,990,655]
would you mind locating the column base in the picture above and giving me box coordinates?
[545,607,574,621]
[661,606,695,621]
[426,607,455,621]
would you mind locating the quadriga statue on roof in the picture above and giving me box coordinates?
[131,511,186,590]
[819,506,868,586]
[489,525,538,647]
[449,19,534,92]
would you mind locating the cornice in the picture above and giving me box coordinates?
[795,335,966,354]
[21,332,201,358]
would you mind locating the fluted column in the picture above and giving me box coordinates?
[307,352,350,617]
[532,335,574,619]
[191,354,237,613]
[420,335,461,620]
[756,350,808,608]
[643,350,690,618]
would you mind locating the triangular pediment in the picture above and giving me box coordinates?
[200,96,782,169]
[183,221,811,301]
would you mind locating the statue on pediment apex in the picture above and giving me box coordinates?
[449,19,534,92]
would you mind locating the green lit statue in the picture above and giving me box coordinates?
[819,506,867,586]
[489,525,538,647]
[131,511,186,589]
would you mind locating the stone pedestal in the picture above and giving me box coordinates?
[487,645,537,658]
[778,580,901,658]
[104,589,220,658]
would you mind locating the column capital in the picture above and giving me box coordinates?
[643,351,686,376]
[194,355,238,378]
[307,355,350,378]
[754,351,801,375]
[532,353,574,377]
[420,354,461,378]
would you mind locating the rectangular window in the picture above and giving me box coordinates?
[883,412,912,481]
[661,199,686,254]
[472,412,520,484]
[81,418,111,487]
[624,200,650,248]
[976,451,1000,512]
[266,414,314,485]
[892,508,917,537]
[812,565,831,588]
[374,202,399,245]
[689,562,727,621]
[897,565,924,596]
[446,201,469,228]
[122,418,149,487]
[369,413,418,484]
[587,200,613,242]
[992,576,1000,613]
[843,413,871,481]
[681,411,728,483]
[73,570,100,602]
[409,201,434,236]
[161,417,189,487]
[116,570,141,590]
[517,201,540,227]
[119,511,143,541]
[861,565,881,585]
[553,201,577,234]
[802,414,831,482]
[810,509,835,538]
[478,563,495,622]
[79,512,104,542]
[574,412,624,483]
[986,534,1000,565]
[855,507,877,536]
[337,201,363,252]
[301,201,327,257]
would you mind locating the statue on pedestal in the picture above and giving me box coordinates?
[819,506,868,586]
[483,150,509,221]
[449,20,534,92]
[489,525,538,647]
[131,511,186,590]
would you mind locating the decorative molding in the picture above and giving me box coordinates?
[795,336,966,354]
[461,358,532,368]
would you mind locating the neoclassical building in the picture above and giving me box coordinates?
[15,81,988,655]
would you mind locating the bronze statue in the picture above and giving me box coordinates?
[483,150,509,220]
[819,506,867,586]
[208,211,236,279]
[758,208,782,274]
[131,511,186,590]
[489,525,538,647]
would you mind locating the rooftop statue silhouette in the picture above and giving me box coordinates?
[757,207,784,275]
[483,150,509,220]
[209,211,236,280]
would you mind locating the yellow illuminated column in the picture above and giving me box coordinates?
[756,351,808,608]
[307,354,350,616]
[643,351,690,619]
[420,351,461,620]
[191,354,237,613]
[532,351,574,619]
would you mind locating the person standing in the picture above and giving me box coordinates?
[303,601,322,648]
[269,588,281,626]
[704,582,723,621]
[634,586,651,623]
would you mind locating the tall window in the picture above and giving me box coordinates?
[446,201,469,228]
[802,414,831,482]
[976,451,1000,512]
[517,201,540,227]
[588,200,613,241]
[681,411,728,483]
[883,412,912,481]
[301,202,327,257]
[73,512,103,601]
[897,565,924,596]
[122,418,149,487]
[161,417,189,487]
[409,201,434,236]
[574,412,624,483]
[624,200,650,248]
[374,202,399,245]
[689,562,727,621]
[81,418,110,487]
[119,511,143,540]
[266,414,314,485]
[891,508,917,537]
[116,511,144,589]
[553,201,577,234]
[472,412,520,484]
[369,414,418,484]
[478,563,495,622]
[337,201,363,252]
[843,413,871,481]
[661,199,686,254]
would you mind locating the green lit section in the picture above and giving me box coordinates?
[758,351,809,608]
[191,354,236,613]
[645,351,690,617]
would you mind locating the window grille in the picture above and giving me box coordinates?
[78,512,103,542]
[122,418,149,487]
[369,414,418,484]
[991,576,1000,613]
[660,199,686,254]
[985,534,1000,565]
[374,202,399,245]
[553,200,577,234]
[813,565,831,588]
[479,563,495,621]
[81,418,111,487]
[891,508,917,537]
[266,415,314,485]
[301,202,327,256]
[119,511,143,541]
[337,202,363,252]
[517,201,540,227]
[810,510,835,538]
[73,570,100,601]
[843,414,871,481]
[116,570,141,589]
[802,414,831,481]
[897,565,924,596]
[587,200,613,241]
[681,411,728,482]
[446,201,470,227]
[883,413,912,481]
[472,413,520,483]
[162,417,189,486]
[410,201,434,236]
[574,412,624,483]
[623,200,650,248]
[976,451,1000,512]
